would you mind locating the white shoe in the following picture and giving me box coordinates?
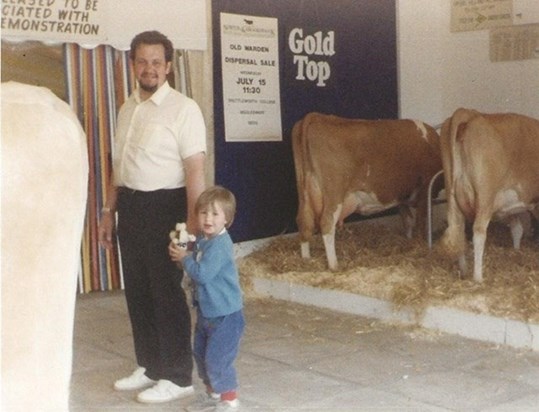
[113,367,156,391]
[137,379,195,404]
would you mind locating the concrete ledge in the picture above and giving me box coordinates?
[253,277,539,352]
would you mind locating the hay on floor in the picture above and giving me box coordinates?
[238,221,539,324]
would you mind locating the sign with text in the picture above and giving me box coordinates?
[2,0,103,44]
[490,23,539,61]
[285,25,336,91]
[287,27,335,88]
[451,0,513,32]
[220,12,282,142]
[1,0,207,50]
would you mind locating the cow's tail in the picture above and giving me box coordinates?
[298,112,318,173]
[447,108,479,186]
[291,113,319,187]
[437,108,478,258]
[291,119,305,193]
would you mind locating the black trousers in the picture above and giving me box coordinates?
[117,187,193,386]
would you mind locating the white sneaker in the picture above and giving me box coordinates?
[113,367,156,391]
[136,379,195,404]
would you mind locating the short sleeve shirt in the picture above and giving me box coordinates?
[113,81,206,191]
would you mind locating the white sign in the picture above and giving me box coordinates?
[450,0,513,32]
[490,23,539,61]
[220,12,282,142]
[1,0,207,50]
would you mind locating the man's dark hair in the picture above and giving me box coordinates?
[129,31,174,62]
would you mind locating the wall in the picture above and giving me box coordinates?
[187,0,215,185]
[397,0,539,126]
[1,42,65,100]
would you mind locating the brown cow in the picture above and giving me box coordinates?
[292,112,442,270]
[438,108,539,282]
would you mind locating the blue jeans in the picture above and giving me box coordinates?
[193,309,245,394]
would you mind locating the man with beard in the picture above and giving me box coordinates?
[98,30,206,404]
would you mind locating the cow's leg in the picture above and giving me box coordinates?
[298,217,313,259]
[413,182,435,241]
[296,178,318,259]
[472,231,486,282]
[472,214,491,282]
[439,190,468,275]
[457,254,467,277]
[297,202,312,259]
[297,203,314,259]
[321,204,342,270]
[322,229,337,270]
[300,242,311,259]
[439,197,467,257]
[399,204,414,239]
[509,214,525,250]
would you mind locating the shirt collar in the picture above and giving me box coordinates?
[200,228,227,242]
[134,81,171,105]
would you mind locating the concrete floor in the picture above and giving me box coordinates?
[71,290,539,411]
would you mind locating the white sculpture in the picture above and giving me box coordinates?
[1,82,89,412]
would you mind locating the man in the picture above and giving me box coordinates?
[98,30,206,404]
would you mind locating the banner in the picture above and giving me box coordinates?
[1,0,207,50]
[450,0,513,32]
[490,23,539,62]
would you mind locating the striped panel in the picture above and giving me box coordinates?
[64,44,134,293]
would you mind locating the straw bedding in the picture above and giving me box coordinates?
[238,221,539,324]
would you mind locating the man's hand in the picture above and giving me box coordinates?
[98,212,115,249]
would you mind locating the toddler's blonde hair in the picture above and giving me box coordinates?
[195,185,237,228]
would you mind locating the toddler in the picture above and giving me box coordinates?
[169,186,245,412]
